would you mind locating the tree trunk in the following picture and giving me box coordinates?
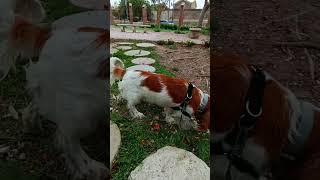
[198,3,210,27]
[156,5,164,28]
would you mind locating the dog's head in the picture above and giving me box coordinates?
[197,95,211,132]
[110,57,124,85]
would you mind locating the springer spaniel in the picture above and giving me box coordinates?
[110,57,210,131]
[211,52,320,180]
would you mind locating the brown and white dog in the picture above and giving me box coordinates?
[110,57,210,131]
[211,52,320,180]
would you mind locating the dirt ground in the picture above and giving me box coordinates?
[213,0,320,106]
[156,44,210,94]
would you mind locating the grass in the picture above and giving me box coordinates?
[111,41,209,179]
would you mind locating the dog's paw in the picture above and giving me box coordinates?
[165,116,175,124]
[133,112,145,119]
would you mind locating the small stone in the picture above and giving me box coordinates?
[117,42,134,45]
[110,48,118,55]
[116,46,132,51]
[131,57,156,65]
[136,43,156,48]
[127,65,156,73]
[125,50,151,57]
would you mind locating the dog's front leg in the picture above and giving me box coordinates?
[125,95,145,119]
[55,129,110,180]
[127,103,145,119]
[20,102,42,134]
[163,107,176,124]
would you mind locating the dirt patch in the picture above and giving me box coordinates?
[156,44,210,93]
[213,0,320,106]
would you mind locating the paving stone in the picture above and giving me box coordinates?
[128,146,210,180]
[124,50,150,57]
[127,65,156,72]
[116,46,132,51]
[136,43,156,48]
[131,57,155,65]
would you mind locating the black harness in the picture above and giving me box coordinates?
[213,65,266,179]
[171,83,194,118]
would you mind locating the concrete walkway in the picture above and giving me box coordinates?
[110,27,209,45]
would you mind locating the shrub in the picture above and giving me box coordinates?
[185,40,195,47]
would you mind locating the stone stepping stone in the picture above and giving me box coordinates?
[125,50,150,57]
[116,46,132,51]
[110,121,121,166]
[127,65,156,73]
[132,57,156,65]
[117,42,134,45]
[110,48,118,55]
[69,0,107,10]
[136,43,156,48]
[128,146,210,180]
[52,10,107,30]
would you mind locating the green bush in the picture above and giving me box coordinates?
[185,40,195,47]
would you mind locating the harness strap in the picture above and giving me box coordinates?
[213,65,266,179]
[170,82,194,118]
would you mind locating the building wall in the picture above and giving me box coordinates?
[151,9,209,22]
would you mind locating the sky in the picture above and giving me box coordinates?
[110,0,205,9]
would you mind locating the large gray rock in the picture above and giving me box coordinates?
[110,121,121,166]
[128,146,210,180]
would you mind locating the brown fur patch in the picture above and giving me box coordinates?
[113,67,126,80]
[212,52,251,133]
[140,71,162,92]
[10,17,51,53]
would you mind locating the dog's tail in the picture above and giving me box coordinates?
[110,57,125,85]
[0,0,50,81]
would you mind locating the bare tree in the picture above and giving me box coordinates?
[198,0,210,27]
[151,0,169,27]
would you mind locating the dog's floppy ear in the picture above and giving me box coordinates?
[212,52,251,133]
[111,57,124,68]
[14,0,46,23]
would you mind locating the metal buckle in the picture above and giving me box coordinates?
[246,101,262,118]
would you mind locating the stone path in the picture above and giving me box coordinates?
[111,27,208,45]
[128,146,210,180]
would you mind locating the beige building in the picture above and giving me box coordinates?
[174,0,197,9]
